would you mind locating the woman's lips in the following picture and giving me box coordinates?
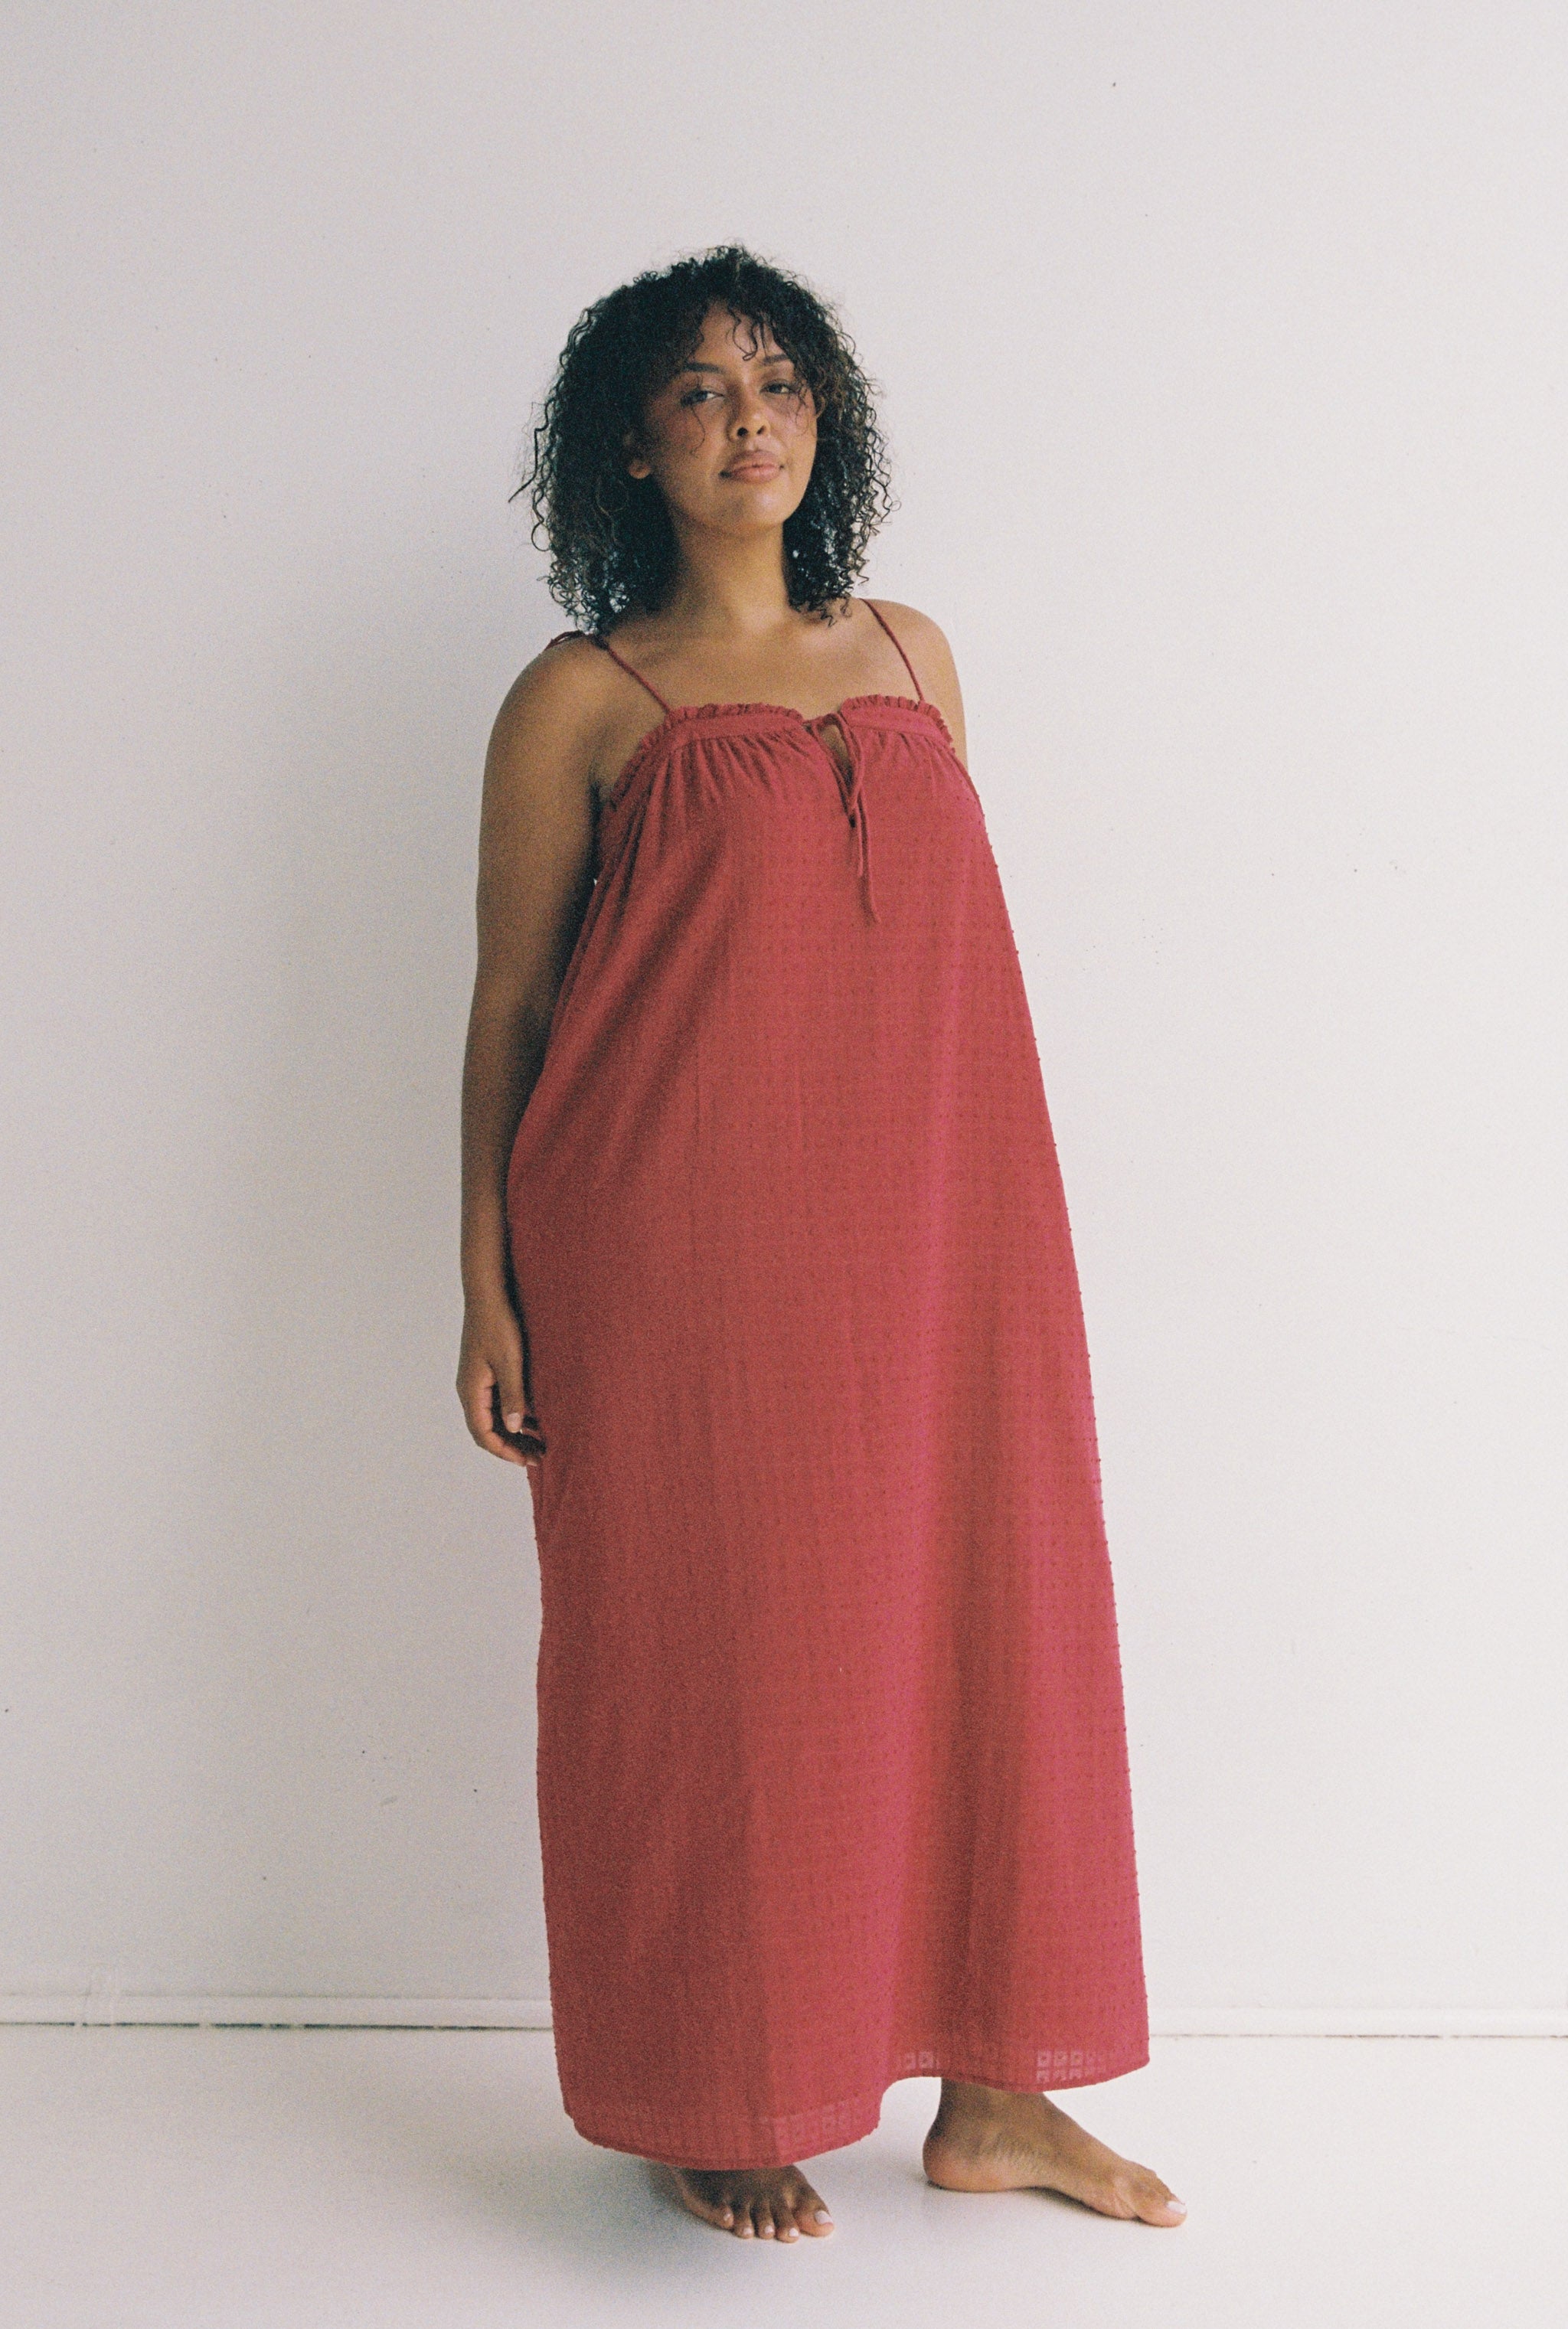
[722,460,781,479]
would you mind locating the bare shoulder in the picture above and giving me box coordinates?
[488,632,617,776]
[475,635,613,963]
[864,597,953,661]
[863,599,966,754]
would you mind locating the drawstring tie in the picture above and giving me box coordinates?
[814,717,880,923]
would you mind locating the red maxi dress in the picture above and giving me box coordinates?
[505,601,1148,2170]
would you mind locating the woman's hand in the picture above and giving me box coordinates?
[458,1295,544,1471]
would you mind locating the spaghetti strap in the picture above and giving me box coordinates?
[862,599,925,704]
[591,632,675,717]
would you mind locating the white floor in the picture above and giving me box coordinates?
[3,2027,1562,2327]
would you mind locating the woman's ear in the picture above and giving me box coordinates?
[623,429,652,482]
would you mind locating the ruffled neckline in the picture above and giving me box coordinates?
[599,693,959,817]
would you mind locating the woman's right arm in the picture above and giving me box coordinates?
[457,641,606,1468]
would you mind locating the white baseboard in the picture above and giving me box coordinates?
[0,1997,1564,2037]
[0,1996,556,2028]
[1150,2006,1568,2038]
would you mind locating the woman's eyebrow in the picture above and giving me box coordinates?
[673,353,792,376]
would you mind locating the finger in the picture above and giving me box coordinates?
[472,1414,532,1466]
[497,1366,528,1438]
[488,1324,535,1441]
[492,1380,546,1461]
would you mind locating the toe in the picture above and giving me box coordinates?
[1130,2170,1187,2225]
[671,2168,735,2232]
[795,2178,834,2236]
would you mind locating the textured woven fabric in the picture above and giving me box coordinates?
[505,608,1148,2169]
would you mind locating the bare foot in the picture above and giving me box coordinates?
[665,2161,835,2241]
[923,2081,1186,2226]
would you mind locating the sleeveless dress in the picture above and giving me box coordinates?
[505,602,1148,2170]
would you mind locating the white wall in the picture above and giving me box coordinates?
[2,1,1563,2022]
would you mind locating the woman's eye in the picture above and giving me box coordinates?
[678,381,799,405]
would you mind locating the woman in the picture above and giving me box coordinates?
[458,247,1184,2242]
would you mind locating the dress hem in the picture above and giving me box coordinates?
[560,2033,1153,2171]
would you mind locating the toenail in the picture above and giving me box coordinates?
[814,2208,833,2222]
[1168,2197,1187,2212]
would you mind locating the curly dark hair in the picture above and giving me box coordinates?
[514,245,896,636]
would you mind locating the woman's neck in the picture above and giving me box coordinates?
[655,524,802,642]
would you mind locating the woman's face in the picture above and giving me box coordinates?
[627,304,818,540]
